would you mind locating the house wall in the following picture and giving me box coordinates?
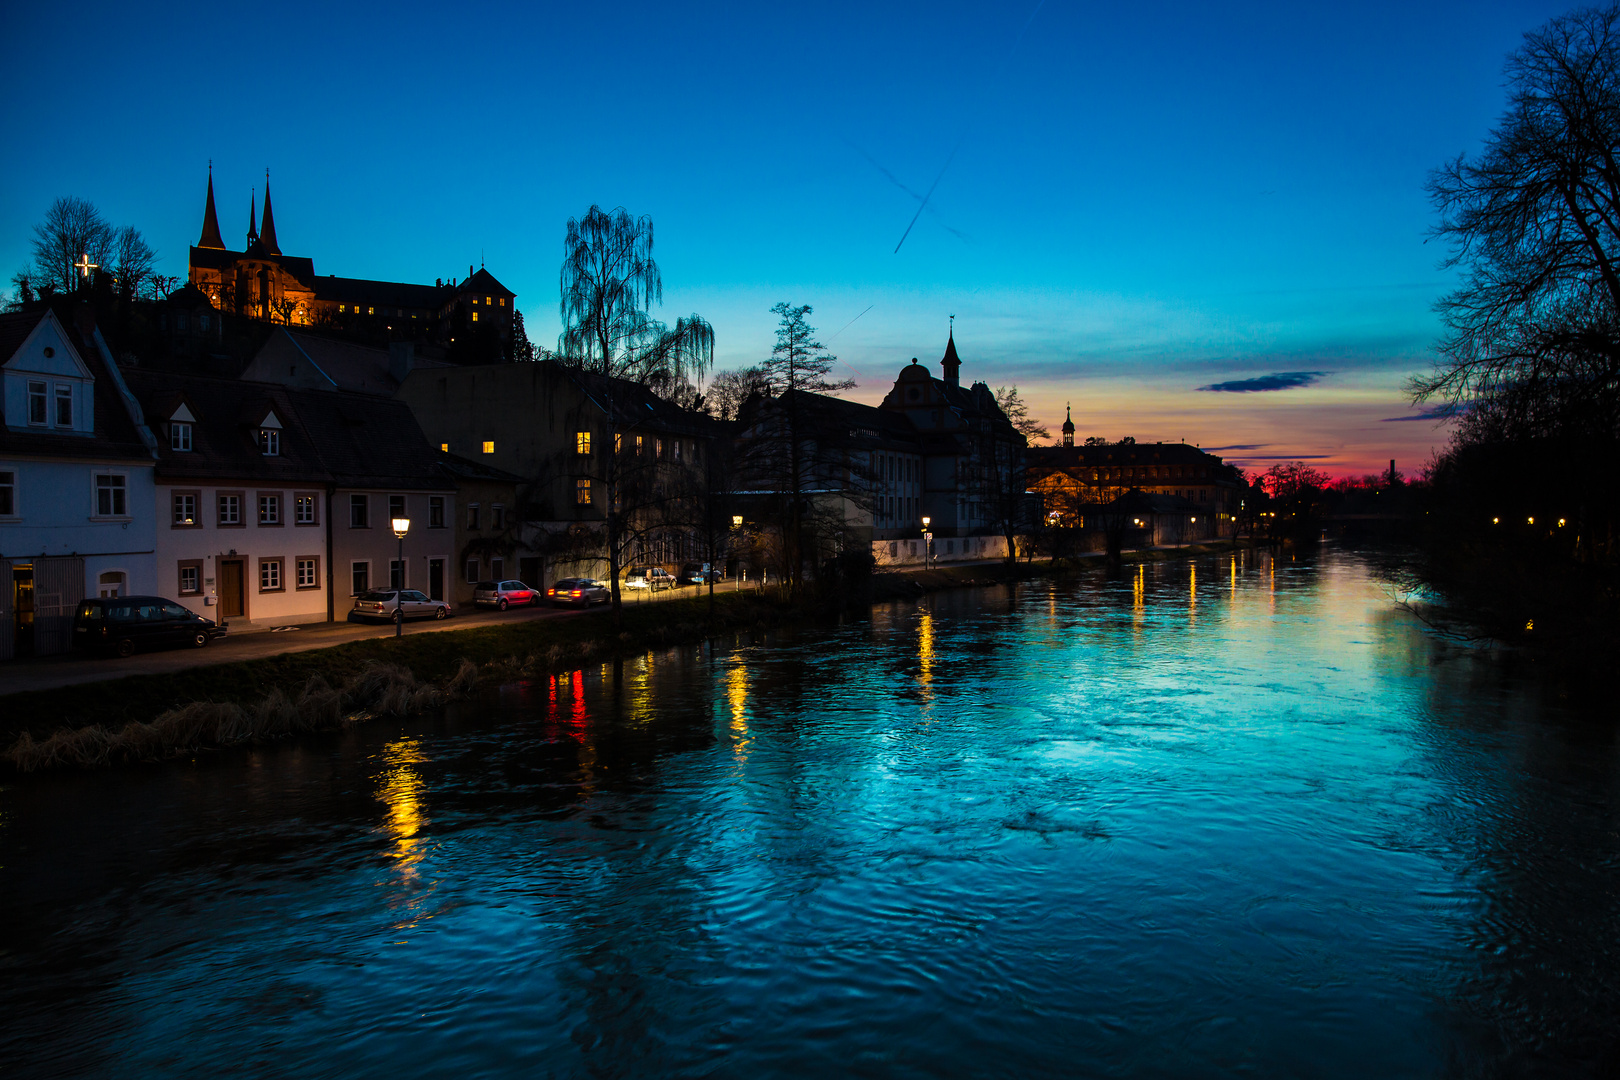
[873,534,1009,567]
[153,480,329,626]
[330,488,457,613]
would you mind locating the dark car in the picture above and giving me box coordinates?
[679,562,720,585]
[350,589,452,623]
[546,578,610,607]
[471,580,543,610]
[73,596,228,658]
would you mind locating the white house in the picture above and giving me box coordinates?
[0,308,159,658]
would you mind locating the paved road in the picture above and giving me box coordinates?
[0,579,765,698]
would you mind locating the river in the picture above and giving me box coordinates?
[1,545,1616,1078]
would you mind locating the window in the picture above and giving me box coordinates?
[493,504,506,529]
[171,422,193,451]
[390,559,404,589]
[485,296,491,305]
[471,311,479,322]
[173,492,197,527]
[98,571,125,598]
[576,431,591,455]
[491,558,503,581]
[27,381,47,425]
[294,493,316,525]
[219,492,241,526]
[94,474,127,517]
[55,384,72,427]
[260,559,283,591]
[576,478,592,505]
[178,561,202,595]
[636,435,644,454]
[467,503,482,530]
[500,297,506,307]
[615,433,622,453]
[481,440,494,454]
[296,558,318,589]
[440,443,449,452]
[200,314,211,332]
[0,471,15,516]
[351,561,369,595]
[258,428,280,456]
[350,494,369,529]
[429,496,445,528]
[465,559,479,584]
[258,493,281,525]
[389,494,405,521]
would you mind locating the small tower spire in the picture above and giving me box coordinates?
[258,169,281,255]
[247,188,259,246]
[1062,402,1075,447]
[197,161,225,250]
[940,316,961,388]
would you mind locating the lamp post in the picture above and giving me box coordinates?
[921,515,932,570]
[391,516,410,637]
[731,515,744,592]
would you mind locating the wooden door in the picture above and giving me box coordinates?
[429,559,444,601]
[218,560,245,619]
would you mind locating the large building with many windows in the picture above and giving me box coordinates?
[185,168,514,350]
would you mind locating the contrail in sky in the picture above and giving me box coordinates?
[848,144,970,240]
[827,304,874,342]
[894,0,1050,254]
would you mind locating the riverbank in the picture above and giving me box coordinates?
[1,539,1250,771]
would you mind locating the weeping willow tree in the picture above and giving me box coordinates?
[557,205,714,617]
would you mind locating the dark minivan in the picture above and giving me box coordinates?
[73,596,228,658]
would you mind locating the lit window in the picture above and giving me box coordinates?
[482,440,494,454]
[440,442,449,452]
[499,297,505,307]
[472,311,479,322]
[636,435,644,454]
[339,305,346,313]
[173,492,196,526]
[259,428,280,456]
[367,306,375,315]
[296,558,317,588]
[485,296,491,305]
[260,559,282,591]
[615,433,622,453]
[576,478,592,505]
[95,474,127,517]
[55,384,72,427]
[576,431,591,455]
[27,381,46,425]
[171,422,193,451]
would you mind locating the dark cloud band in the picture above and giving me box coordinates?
[1198,371,1327,393]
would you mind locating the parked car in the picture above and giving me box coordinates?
[623,567,676,591]
[546,578,611,607]
[472,580,543,610]
[351,589,451,623]
[680,562,720,585]
[73,596,228,658]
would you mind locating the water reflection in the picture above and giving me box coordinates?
[0,545,1616,1078]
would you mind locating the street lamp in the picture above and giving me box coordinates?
[921,516,932,570]
[732,515,744,527]
[391,516,410,637]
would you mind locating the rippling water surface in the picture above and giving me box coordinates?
[2,546,1617,1078]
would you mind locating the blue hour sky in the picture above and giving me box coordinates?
[0,1,1574,474]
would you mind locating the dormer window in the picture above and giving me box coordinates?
[172,422,193,451]
[259,428,280,456]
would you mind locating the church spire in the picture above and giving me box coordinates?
[1062,402,1075,447]
[258,170,280,255]
[247,188,259,247]
[196,162,225,250]
[940,316,961,387]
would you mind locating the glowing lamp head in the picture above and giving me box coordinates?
[921,516,931,529]
[391,517,411,538]
[732,515,744,527]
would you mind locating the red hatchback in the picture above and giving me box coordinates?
[471,580,542,610]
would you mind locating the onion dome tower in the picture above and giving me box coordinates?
[1062,403,1075,447]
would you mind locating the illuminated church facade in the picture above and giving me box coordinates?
[186,169,514,346]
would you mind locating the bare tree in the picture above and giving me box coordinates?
[30,197,114,295]
[557,205,714,618]
[1416,4,1620,439]
[704,366,768,420]
[109,226,156,307]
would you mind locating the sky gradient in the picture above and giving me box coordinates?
[0,1,1577,476]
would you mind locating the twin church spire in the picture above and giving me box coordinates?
[196,165,278,256]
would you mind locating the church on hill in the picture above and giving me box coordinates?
[185,167,515,349]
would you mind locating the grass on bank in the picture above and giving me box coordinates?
[1,591,794,769]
